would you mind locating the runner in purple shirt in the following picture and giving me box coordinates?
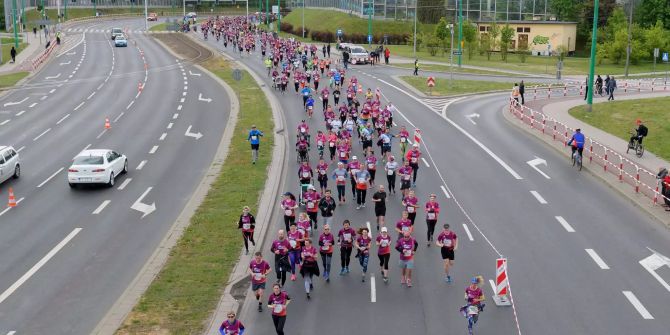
[318,224,336,282]
[402,190,420,225]
[355,227,372,282]
[249,252,271,312]
[395,211,413,238]
[436,224,458,283]
[337,220,357,275]
[395,231,418,287]
[270,230,291,287]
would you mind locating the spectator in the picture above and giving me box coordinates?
[384,47,390,64]
[10,47,16,63]
[519,80,525,105]
[664,174,670,210]
[604,75,610,96]
[583,76,589,100]
[607,76,617,101]
[413,59,418,76]
[327,43,331,58]
[658,167,668,206]
[511,83,520,103]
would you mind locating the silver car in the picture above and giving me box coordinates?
[0,146,20,184]
[347,45,369,65]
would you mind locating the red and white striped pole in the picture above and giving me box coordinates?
[493,258,511,306]
[413,129,422,146]
[563,86,567,96]
[533,86,537,100]
[625,82,628,93]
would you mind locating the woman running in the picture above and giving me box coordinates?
[376,227,392,283]
[280,192,298,231]
[267,283,291,335]
[270,230,291,287]
[424,194,441,246]
[318,224,335,282]
[402,190,420,226]
[300,239,320,299]
[238,206,256,255]
[355,227,372,282]
[337,220,357,275]
[287,223,304,281]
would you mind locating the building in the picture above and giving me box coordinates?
[476,20,577,55]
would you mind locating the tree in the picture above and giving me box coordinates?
[463,20,478,60]
[635,0,670,29]
[517,43,530,63]
[550,0,579,21]
[644,20,669,56]
[423,33,441,56]
[435,17,450,57]
[480,34,492,59]
[489,22,500,53]
[500,24,515,61]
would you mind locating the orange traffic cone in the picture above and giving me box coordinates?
[8,187,16,207]
[105,117,111,130]
[138,82,143,92]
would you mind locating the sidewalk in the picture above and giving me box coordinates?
[534,91,670,173]
[0,31,46,74]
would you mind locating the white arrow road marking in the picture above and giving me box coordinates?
[92,200,111,214]
[526,156,551,179]
[622,291,654,319]
[639,248,670,293]
[45,73,61,80]
[198,93,212,103]
[465,113,480,125]
[185,125,203,140]
[189,70,201,76]
[0,228,82,304]
[60,61,71,65]
[131,187,156,218]
[4,97,28,107]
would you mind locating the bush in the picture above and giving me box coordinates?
[310,30,336,43]
[280,22,294,34]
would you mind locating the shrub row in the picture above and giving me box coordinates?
[280,22,309,39]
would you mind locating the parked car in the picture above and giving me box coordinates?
[114,35,128,47]
[68,149,127,188]
[0,146,20,184]
[147,12,158,21]
[346,45,369,65]
[111,27,123,40]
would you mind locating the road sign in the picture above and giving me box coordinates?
[452,50,462,56]
[426,76,435,87]
[663,52,669,62]
[654,48,659,58]
[337,29,342,36]
[367,34,372,43]
[272,5,279,14]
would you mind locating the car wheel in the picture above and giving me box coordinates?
[69,182,77,189]
[108,172,115,187]
[122,159,128,174]
[13,164,20,179]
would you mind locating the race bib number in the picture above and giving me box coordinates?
[387,169,394,176]
[403,174,411,181]
[289,240,297,248]
[300,127,306,133]
[380,240,388,247]
[251,135,258,141]
[330,142,335,147]
[427,212,436,220]
[358,177,366,184]
[340,152,346,158]
[343,233,352,242]
[402,226,409,232]
[273,304,284,314]
[411,157,418,163]
[284,209,292,216]
[407,206,415,213]
[302,172,310,178]
[254,273,262,280]
[324,94,328,99]
[443,239,452,248]
[337,175,345,181]
[467,305,479,315]
[307,202,315,209]
[401,137,407,143]
[243,223,251,230]
[403,249,412,257]
[317,140,324,146]
[321,245,329,251]
[368,163,375,169]
[319,169,326,175]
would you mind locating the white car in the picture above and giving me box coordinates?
[347,45,369,65]
[0,146,20,184]
[68,149,127,188]
[186,12,197,19]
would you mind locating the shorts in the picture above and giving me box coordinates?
[441,248,455,260]
[375,207,386,217]
[400,180,411,190]
[399,259,414,269]
[363,140,372,148]
[251,144,259,150]
[252,282,266,291]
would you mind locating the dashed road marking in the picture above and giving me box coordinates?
[555,216,575,232]
[149,145,158,154]
[56,113,70,125]
[440,185,451,199]
[585,249,610,269]
[117,178,132,190]
[92,200,111,214]
[159,133,167,141]
[622,291,654,319]
[462,223,474,241]
[136,160,147,170]
[37,167,64,188]
[530,191,547,204]
[74,102,85,111]
[0,120,9,126]
[33,128,51,141]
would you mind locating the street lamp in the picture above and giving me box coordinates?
[412,2,417,58]
[367,1,372,46]
[586,0,600,111]
[457,0,463,67]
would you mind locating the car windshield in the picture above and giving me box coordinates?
[73,156,104,165]
[351,47,366,53]
[112,29,122,34]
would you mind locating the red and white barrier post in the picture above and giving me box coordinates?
[563,86,567,96]
[624,82,628,93]
[533,86,537,100]
[548,84,551,99]
[638,80,641,92]
[493,258,512,306]
[413,129,422,146]
[580,84,584,96]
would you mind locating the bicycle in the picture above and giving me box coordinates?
[627,131,644,158]
[571,147,583,171]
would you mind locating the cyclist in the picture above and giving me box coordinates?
[424,194,440,246]
[238,206,256,255]
[568,128,585,162]
[300,239,320,299]
[629,119,648,148]
[267,283,291,335]
[248,252,271,312]
[270,230,291,287]
[318,224,335,282]
[436,224,458,283]
[376,226,392,283]
[405,143,421,187]
[338,219,357,275]
[287,223,304,282]
[219,311,246,335]
[355,227,372,282]
[395,230,418,287]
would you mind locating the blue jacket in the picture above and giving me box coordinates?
[248,129,263,145]
[569,132,585,148]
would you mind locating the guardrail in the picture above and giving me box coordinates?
[31,40,58,70]
[508,99,669,206]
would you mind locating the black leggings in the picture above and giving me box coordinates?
[426,220,437,241]
[340,246,352,268]
[329,146,336,160]
[307,212,318,229]
[378,253,390,270]
[387,173,396,192]
[243,231,255,252]
[410,163,419,183]
[336,184,346,201]
[369,169,376,183]
[356,188,367,205]
[408,212,416,226]
[272,314,286,335]
[283,215,295,232]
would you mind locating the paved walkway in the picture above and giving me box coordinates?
[532,91,670,173]
[0,31,47,74]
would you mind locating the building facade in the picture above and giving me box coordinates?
[476,20,577,55]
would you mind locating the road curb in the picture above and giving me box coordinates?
[91,36,242,335]
[500,105,670,229]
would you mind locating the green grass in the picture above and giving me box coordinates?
[117,56,274,334]
[148,23,168,32]
[0,71,29,88]
[401,76,543,96]
[391,62,514,76]
[569,97,670,161]
[0,43,27,66]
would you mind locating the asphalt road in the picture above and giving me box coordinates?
[198,33,670,335]
[0,19,230,334]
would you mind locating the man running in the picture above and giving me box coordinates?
[405,143,421,187]
[436,224,458,283]
[248,125,264,164]
[270,230,291,287]
[398,161,413,197]
[371,185,387,231]
[249,252,271,312]
[219,311,246,335]
[318,189,337,226]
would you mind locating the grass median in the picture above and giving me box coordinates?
[0,72,29,88]
[569,96,670,161]
[400,75,543,96]
[117,56,274,334]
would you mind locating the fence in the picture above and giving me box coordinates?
[508,99,669,206]
[31,38,57,70]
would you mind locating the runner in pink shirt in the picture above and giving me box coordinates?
[355,227,372,282]
[395,231,418,287]
[376,227,392,283]
[249,252,271,312]
[395,211,413,238]
[280,192,298,231]
[318,224,335,282]
[402,190,420,225]
[270,230,291,287]
[300,239,320,299]
[337,220,357,275]
[436,224,458,283]
[303,186,321,229]
[296,212,312,238]
[267,283,291,335]
[425,194,441,246]
[238,206,256,255]
[287,224,305,281]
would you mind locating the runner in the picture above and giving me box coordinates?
[303,185,321,229]
[248,125,264,164]
[398,126,410,159]
[376,227,392,283]
[406,143,421,187]
[331,162,349,203]
[337,220,357,275]
[436,224,458,283]
[398,161,413,197]
[287,223,305,281]
[371,184,387,231]
[318,224,335,282]
[316,158,329,193]
[267,283,291,335]
[395,231,418,287]
[280,192,298,231]
[394,211,413,238]
[402,190,420,226]
[296,212,312,239]
[385,155,399,194]
[238,206,256,255]
[424,194,441,246]
[318,189,337,226]
[298,160,313,185]
[300,239,320,299]
[354,227,372,282]
[270,230,291,287]
[354,168,371,210]
[347,156,362,198]
[219,311,246,335]
[249,252,271,312]
[366,153,377,187]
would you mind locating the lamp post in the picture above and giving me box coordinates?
[93,0,97,17]
[302,0,305,38]
[624,0,634,77]
[586,0,599,111]
[12,0,19,49]
[449,23,454,89]
[412,2,417,58]
[367,2,372,46]
[277,0,281,32]
[457,0,463,67]
[144,0,148,31]
[266,0,269,25]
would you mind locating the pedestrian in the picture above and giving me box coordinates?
[322,44,327,58]
[375,227,392,283]
[249,252,271,312]
[270,230,291,287]
[396,230,418,287]
[354,227,372,282]
[238,206,256,255]
[300,239,320,299]
[435,224,458,283]
[607,76,617,101]
[337,219,356,275]
[519,80,525,105]
[604,75,611,96]
[342,50,349,69]
[247,125,263,164]
[56,31,61,45]
[511,83,520,103]
[10,46,16,63]
[318,189,336,227]
[318,224,335,282]
[657,167,668,201]
[413,58,419,76]
[327,43,331,58]
[371,184,387,231]
[33,26,37,36]
[219,311,245,335]
[384,47,390,65]
[583,76,589,100]
[267,283,290,335]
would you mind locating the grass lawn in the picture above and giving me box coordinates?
[117,56,274,334]
[0,43,27,66]
[148,23,168,32]
[569,97,670,161]
[391,62,515,76]
[0,71,29,88]
[400,76,542,96]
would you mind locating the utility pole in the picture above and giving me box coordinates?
[93,0,97,17]
[21,0,26,30]
[144,0,148,31]
[302,0,305,37]
[277,0,281,32]
[412,3,417,58]
[624,0,634,77]
[12,0,19,49]
[367,2,372,46]
[266,0,269,25]
[457,0,463,67]
[586,0,599,112]
[449,23,454,89]
[64,0,67,20]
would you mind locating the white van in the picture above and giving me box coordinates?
[0,146,20,184]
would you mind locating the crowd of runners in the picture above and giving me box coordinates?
[205,16,485,335]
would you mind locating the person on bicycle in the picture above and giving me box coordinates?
[568,128,585,159]
[629,119,648,148]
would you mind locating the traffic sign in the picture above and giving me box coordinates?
[272,5,279,14]
[426,76,435,87]
[452,50,462,56]
[367,34,372,43]
[654,48,659,58]
[663,52,669,62]
[337,29,342,36]
[232,69,242,81]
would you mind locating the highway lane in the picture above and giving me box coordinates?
[200,32,670,334]
[0,19,230,334]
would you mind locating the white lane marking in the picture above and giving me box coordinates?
[0,228,82,304]
[527,157,551,179]
[0,120,9,126]
[56,113,71,125]
[489,279,497,295]
[96,129,107,139]
[60,61,71,65]
[379,78,523,180]
[16,110,25,116]
[40,96,47,101]
[530,191,547,204]
[33,128,51,141]
[73,144,92,159]
[92,200,111,214]
[173,113,179,119]
[126,100,135,110]
[585,249,610,269]
[16,146,25,153]
[184,85,188,90]
[159,133,167,141]
[57,33,85,57]
[37,167,64,188]
[639,249,670,293]
[74,102,85,111]
[167,123,173,129]
[45,73,61,80]
[370,274,376,303]
[117,178,132,190]
[184,80,187,85]
[421,157,430,168]
[113,112,124,123]
[29,103,38,108]
[49,89,56,93]
[7,331,17,335]
[555,216,575,232]
[87,92,96,100]
[440,185,451,199]
[177,105,182,111]
[97,83,104,90]
[622,291,654,319]
[189,70,201,76]
[182,92,187,96]
[68,75,73,78]
[392,122,398,127]
[135,92,141,99]
[149,145,158,154]
[462,223,474,241]
[180,98,185,103]
[136,160,147,170]
[366,221,371,232]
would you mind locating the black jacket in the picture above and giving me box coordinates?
[238,213,256,230]
[318,197,336,217]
